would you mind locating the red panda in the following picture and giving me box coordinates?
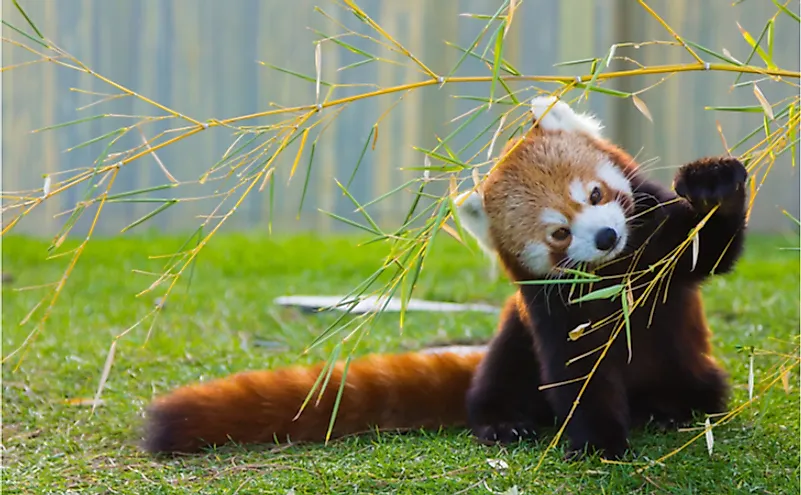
[142,97,748,460]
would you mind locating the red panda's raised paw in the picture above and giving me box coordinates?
[673,157,748,214]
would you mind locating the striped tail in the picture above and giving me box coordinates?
[143,349,485,453]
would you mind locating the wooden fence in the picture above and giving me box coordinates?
[3,0,799,236]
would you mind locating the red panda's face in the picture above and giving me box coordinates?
[458,128,636,278]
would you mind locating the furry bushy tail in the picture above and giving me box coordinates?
[143,349,485,454]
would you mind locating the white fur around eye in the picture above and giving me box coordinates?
[597,160,632,196]
[567,202,628,263]
[539,208,569,226]
[530,96,604,138]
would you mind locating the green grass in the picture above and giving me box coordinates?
[2,232,799,494]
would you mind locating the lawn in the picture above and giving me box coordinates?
[2,231,799,494]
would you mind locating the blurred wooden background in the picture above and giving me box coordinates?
[3,0,799,237]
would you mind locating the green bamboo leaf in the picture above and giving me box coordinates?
[621,285,633,363]
[1,20,47,48]
[105,184,178,201]
[412,147,469,169]
[782,209,801,227]
[106,198,178,203]
[570,283,624,303]
[335,179,383,236]
[259,62,333,86]
[311,29,376,60]
[767,19,775,67]
[734,21,774,85]
[553,57,598,67]
[489,22,505,110]
[458,112,506,155]
[772,0,800,22]
[33,115,107,133]
[684,40,743,66]
[358,179,418,210]
[325,354,352,443]
[345,127,375,189]
[517,277,602,286]
[66,128,126,152]
[443,40,520,76]
[337,59,375,72]
[704,105,764,112]
[120,201,177,234]
[572,82,631,98]
[297,142,316,219]
[296,346,339,418]
[11,0,43,39]
[320,210,382,236]
[445,0,510,79]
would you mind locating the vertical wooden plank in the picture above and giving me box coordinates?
[315,5,341,234]
[41,4,58,234]
[374,1,397,228]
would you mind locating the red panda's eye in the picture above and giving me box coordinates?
[590,186,602,205]
[551,227,571,241]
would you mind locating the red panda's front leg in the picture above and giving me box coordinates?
[632,157,748,281]
[465,296,552,444]
[530,310,631,460]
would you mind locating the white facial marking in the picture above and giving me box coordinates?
[569,179,587,205]
[521,241,552,275]
[540,208,569,226]
[597,160,632,196]
[530,96,604,138]
[567,202,629,264]
[455,190,495,255]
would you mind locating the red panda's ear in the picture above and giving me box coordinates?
[530,96,604,139]
[454,190,495,255]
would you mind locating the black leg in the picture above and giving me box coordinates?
[544,366,631,460]
[466,302,551,444]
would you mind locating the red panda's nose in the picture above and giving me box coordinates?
[595,228,619,251]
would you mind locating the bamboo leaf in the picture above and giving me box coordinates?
[772,0,800,22]
[346,127,375,189]
[320,210,382,236]
[120,201,177,234]
[622,281,634,363]
[752,83,775,120]
[335,179,383,236]
[105,184,178,201]
[11,0,44,39]
[297,142,316,219]
[568,322,591,341]
[570,284,624,303]
[489,22,505,110]
[631,95,654,123]
[33,115,106,133]
[1,20,48,48]
[553,57,598,67]
[259,62,333,86]
[684,40,743,66]
[325,355,351,443]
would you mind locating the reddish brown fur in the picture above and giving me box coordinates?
[482,128,636,280]
[144,350,484,453]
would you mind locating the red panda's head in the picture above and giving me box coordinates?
[457,97,639,279]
